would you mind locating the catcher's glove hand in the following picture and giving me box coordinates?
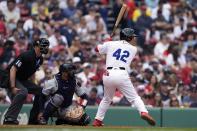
[63,105,84,122]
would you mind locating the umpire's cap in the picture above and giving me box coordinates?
[120,28,138,41]
[33,38,50,54]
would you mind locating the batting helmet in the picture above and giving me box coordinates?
[33,38,50,54]
[120,28,138,41]
[59,63,76,78]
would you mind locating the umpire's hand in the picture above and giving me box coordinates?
[11,87,21,95]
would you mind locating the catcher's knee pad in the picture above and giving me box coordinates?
[51,94,64,107]
[79,113,91,126]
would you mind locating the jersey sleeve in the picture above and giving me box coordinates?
[42,77,58,95]
[130,46,138,61]
[96,42,109,54]
[13,54,25,69]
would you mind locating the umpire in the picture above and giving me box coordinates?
[3,38,50,125]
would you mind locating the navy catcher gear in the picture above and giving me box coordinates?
[59,63,76,78]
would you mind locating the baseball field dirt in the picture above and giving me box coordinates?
[0,125,197,131]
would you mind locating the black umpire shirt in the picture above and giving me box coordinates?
[7,49,43,81]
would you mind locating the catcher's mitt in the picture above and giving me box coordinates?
[59,105,84,122]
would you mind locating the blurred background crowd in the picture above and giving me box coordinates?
[0,0,196,108]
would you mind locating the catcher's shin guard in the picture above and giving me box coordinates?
[42,102,57,122]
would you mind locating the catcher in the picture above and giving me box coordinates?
[38,63,91,125]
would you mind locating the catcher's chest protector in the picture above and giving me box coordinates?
[55,75,76,108]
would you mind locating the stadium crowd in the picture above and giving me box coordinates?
[0,0,196,108]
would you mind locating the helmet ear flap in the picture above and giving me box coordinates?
[120,28,137,41]
[126,36,133,41]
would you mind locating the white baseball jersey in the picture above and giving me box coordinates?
[95,40,148,121]
[97,40,137,71]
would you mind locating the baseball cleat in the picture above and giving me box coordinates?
[38,117,47,125]
[141,112,156,126]
[92,119,104,127]
[3,117,19,125]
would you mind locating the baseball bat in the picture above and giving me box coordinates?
[111,4,127,37]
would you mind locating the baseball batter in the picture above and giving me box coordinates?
[93,28,156,126]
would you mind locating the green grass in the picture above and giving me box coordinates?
[0,126,197,131]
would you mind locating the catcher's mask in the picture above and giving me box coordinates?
[120,28,138,41]
[59,63,76,78]
[33,38,50,54]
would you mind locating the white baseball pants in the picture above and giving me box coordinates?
[95,69,148,121]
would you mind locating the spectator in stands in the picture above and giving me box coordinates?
[35,60,50,82]
[1,0,20,30]
[61,19,77,46]
[90,75,103,99]
[63,0,78,19]
[77,62,95,95]
[169,95,180,107]
[0,11,6,37]
[48,28,68,49]
[159,79,170,107]
[154,93,163,107]
[0,40,15,69]
[154,34,170,60]
[0,88,10,104]
[189,83,197,107]
[72,56,83,74]
[38,68,53,87]
[87,87,100,105]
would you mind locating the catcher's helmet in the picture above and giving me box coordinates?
[120,28,138,41]
[33,38,50,54]
[59,63,76,78]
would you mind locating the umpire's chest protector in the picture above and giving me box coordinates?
[55,75,76,107]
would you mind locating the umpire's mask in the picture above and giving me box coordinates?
[34,38,50,54]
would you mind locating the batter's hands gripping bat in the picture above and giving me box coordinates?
[111,3,127,37]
